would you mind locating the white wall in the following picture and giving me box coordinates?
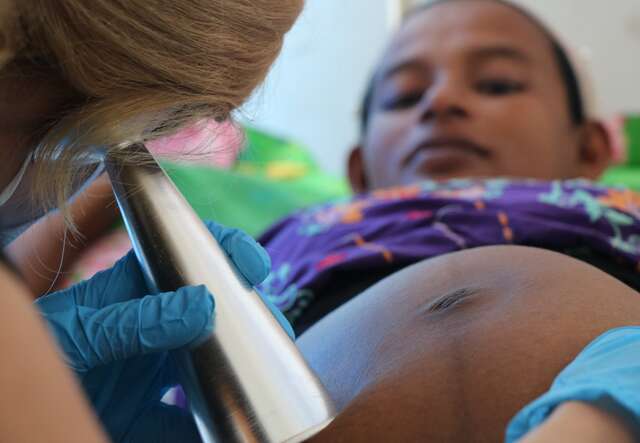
[240,0,394,175]
[242,1,640,175]
[513,0,640,117]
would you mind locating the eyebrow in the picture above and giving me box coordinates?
[379,60,426,84]
[380,45,531,83]
[469,45,532,65]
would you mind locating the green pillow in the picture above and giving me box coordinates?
[162,127,350,237]
[600,165,640,191]
[600,116,640,190]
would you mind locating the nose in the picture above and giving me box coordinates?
[418,75,469,123]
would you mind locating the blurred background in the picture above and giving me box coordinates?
[59,0,640,287]
[239,0,640,176]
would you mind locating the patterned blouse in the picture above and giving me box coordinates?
[259,179,640,324]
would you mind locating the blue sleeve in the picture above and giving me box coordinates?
[506,326,640,442]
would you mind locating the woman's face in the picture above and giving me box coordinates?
[0,65,80,227]
[354,1,609,191]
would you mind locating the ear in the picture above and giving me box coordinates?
[577,121,613,180]
[347,145,369,194]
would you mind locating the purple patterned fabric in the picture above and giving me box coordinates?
[259,179,640,323]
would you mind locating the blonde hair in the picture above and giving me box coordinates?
[0,0,302,214]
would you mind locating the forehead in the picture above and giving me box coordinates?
[382,1,556,71]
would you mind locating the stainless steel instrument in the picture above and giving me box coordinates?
[105,144,335,443]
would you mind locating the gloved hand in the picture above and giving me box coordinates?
[506,326,640,442]
[36,221,293,443]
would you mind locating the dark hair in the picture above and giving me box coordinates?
[359,0,586,134]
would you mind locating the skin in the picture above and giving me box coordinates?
[521,402,633,443]
[301,246,637,442]
[348,0,611,192]
[7,174,120,296]
[0,262,108,443]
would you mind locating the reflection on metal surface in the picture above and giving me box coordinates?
[106,144,335,443]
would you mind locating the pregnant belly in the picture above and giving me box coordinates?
[299,246,640,442]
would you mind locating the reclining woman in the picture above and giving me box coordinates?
[255,1,640,441]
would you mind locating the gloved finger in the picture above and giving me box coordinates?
[203,220,271,286]
[120,403,202,443]
[50,285,214,372]
[259,289,295,340]
[64,249,149,308]
[68,222,269,309]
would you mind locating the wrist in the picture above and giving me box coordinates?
[519,401,634,443]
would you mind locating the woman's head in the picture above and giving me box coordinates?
[348,0,611,192]
[0,0,302,226]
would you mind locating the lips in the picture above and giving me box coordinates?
[403,137,491,168]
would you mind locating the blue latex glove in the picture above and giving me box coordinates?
[36,221,293,443]
[506,326,640,442]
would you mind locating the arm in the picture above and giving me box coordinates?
[519,402,633,443]
[6,174,120,297]
[0,263,108,443]
[507,327,640,442]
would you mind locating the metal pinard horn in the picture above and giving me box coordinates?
[105,144,335,443]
